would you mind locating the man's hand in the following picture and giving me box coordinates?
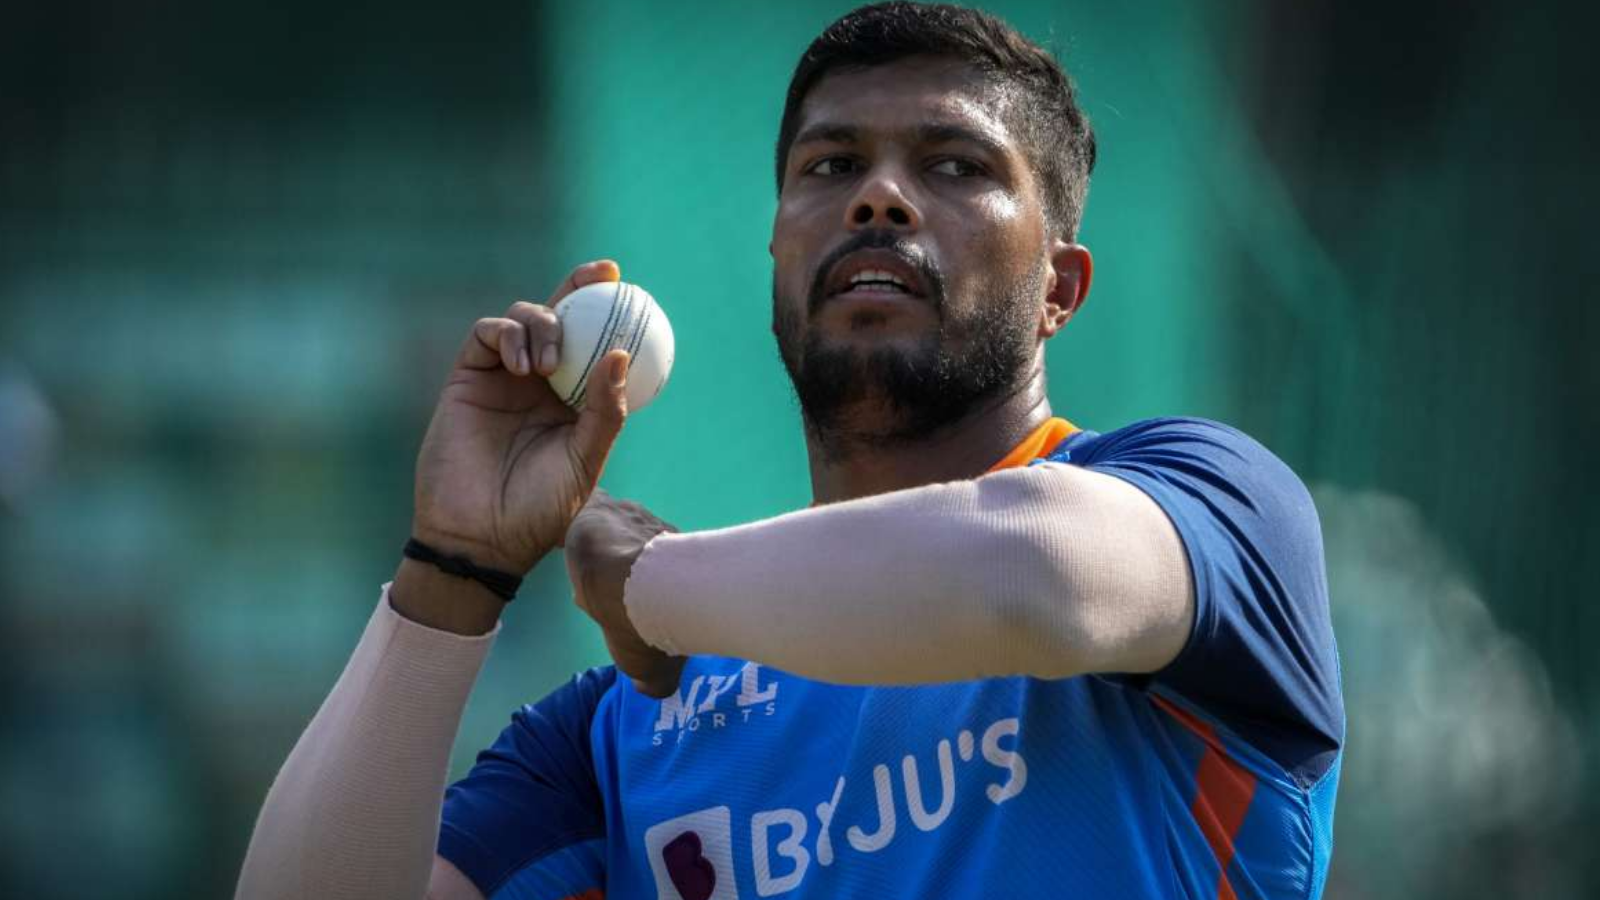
[411,260,631,579]
[565,490,686,699]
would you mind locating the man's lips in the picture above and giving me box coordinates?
[822,248,929,300]
[827,285,926,306]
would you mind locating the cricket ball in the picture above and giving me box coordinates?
[549,280,675,412]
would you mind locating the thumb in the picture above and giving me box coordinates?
[571,349,629,487]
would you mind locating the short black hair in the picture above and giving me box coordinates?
[775,1,1098,240]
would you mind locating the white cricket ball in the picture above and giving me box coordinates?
[548,280,675,412]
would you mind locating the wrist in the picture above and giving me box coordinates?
[619,530,679,654]
[410,520,542,576]
[391,557,506,636]
[402,538,523,602]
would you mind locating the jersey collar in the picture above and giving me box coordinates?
[987,417,1078,473]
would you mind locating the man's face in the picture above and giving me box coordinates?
[771,56,1052,446]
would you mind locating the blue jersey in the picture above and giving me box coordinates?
[439,418,1344,899]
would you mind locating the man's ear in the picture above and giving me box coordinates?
[1040,241,1092,339]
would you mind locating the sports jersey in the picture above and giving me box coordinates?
[438,417,1344,899]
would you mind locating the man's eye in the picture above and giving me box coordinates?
[929,158,985,177]
[805,156,858,176]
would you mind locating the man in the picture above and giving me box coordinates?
[237,3,1343,898]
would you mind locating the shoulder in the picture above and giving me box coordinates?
[1056,415,1324,596]
[1062,416,1292,470]
[452,663,621,800]
[1057,416,1316,534]
[439,666,621,896]
[493,665,621,762]
[518,664,620,726]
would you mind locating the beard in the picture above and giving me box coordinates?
[773,234,1041,455]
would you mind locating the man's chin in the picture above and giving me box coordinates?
[788,340,946,435]
[806,334,939,381]
[815,298,938,337]
[806,320,938,362]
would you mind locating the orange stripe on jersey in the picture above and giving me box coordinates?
[1152,695,1258,900]
[987,417,1078,472]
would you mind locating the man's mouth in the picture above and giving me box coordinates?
[823,249,929,301]
[843,269,913,294]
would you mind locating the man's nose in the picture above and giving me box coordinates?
[844,166,922,232]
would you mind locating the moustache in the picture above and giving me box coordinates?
[806,231,945,316]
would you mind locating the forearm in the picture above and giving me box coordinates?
[235,579,497,900]
[624,463,1192,684]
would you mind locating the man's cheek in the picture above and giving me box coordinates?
[967,234,1034,298]
[771,244,810,289]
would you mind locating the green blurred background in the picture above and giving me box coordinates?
[1,1,1594,897]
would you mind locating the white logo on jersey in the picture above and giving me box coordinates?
[652,662,780,746]
[646,716,1028,896]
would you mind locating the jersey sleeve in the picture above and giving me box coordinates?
[1066,417,1343,786]
[438,666,618,899]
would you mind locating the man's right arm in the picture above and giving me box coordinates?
[235,260,634,899]
[236,565,615,900]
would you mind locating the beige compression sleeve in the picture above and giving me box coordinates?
[624,462,1195,684]
[235,584,496,900]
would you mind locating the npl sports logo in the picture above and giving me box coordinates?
[644,806,738,900]
[653,662,780,747]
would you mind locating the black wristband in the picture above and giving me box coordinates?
[402,538,523,603]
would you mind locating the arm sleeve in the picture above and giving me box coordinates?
[623,447,1194,685]
[1076,417,1344,785]
[235,584,496,900]
[438,667,617,899]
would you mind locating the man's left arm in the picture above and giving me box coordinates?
[570,460,1193,689]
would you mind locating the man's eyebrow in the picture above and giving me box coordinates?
[790,120,1012,158]
[791,122,860,147]
[790,120,1011,164]
[916,123,1009,158]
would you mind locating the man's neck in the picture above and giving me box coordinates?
[806,370,1053,504]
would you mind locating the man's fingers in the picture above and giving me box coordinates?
[599,631,686,700]
[457,317,528,373]
[448,261,618,375]
[505,302,563,376]
[570,350,630,486]
[549,259,621,308]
